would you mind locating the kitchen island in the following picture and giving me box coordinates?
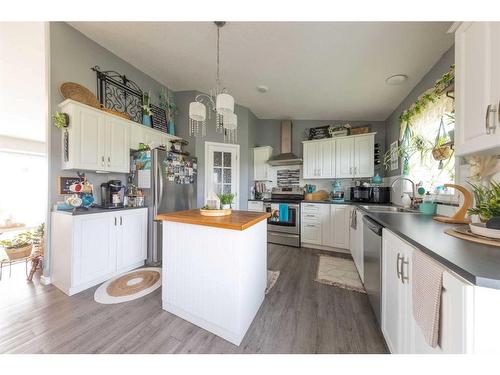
[156,209,270,345]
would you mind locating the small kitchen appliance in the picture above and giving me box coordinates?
[100,180,125,208]
[350,186,390,204]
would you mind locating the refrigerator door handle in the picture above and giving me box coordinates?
[157,162,164,211]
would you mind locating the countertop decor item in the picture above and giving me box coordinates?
[199,208,232,217]
[469,223,500,240]
[445,226,500,248]
[305,190,330,201]
[433,184,472,224]
[218,193,235,210]
[188,22,238,143]
[467,181,500,222]
[419,202,437,215]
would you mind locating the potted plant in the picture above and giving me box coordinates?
[0,230,34,261]
[467,182,500,223]
[142,91,152,127]
[218,193,235,210]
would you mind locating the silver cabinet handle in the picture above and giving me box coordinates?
[120,216,123,226]
[349,166,352,174]
[305,214,316,217]
[486,104,497,135]
[102,156,105,167]
[396,253,403,280]
[114,217,117,226]
[401,256,409,284]
[107,156,111,167]
[306,224,316,228]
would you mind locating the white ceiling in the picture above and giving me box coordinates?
[69,22,454,121]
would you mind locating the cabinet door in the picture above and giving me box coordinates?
[116,209,147,272]
[349,210,364,281]
[318,204,332,246]
[69,106,106,171]
[253,147,272,181]
[455,22,500,156]
[331,205,350,249]
[130,123,146,150]
[335,138,354,178]
[73,214,116,287]
[302,142,318,179]
[354,135,374,177]
[318,140,335,178]
[105,117,130,173]
[301,222,321,244]
[381,230,405,354]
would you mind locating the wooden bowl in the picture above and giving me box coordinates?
[199,208,232,217]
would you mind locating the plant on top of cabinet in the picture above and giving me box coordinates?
[142,91,152,127]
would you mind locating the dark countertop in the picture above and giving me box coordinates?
[54,206,147,215]
[360,209,500,289]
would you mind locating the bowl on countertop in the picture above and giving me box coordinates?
[469,223,500,240]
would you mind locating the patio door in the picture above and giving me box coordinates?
[205,142,240,209]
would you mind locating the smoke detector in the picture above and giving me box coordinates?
[257,85,268,93]
[385,74,408,86]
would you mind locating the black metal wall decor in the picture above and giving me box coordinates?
[91,66,144,123]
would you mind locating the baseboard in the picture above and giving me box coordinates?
[40,275,52,285]
[301,242,350,253]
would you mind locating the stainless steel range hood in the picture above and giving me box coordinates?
[267,120,303,166]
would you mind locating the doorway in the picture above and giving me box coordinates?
[204,142,240,209]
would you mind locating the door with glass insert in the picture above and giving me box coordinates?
[205,142,240,209]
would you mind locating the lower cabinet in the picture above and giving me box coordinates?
[349,208,364,282]
[381,228,469,354]
[301,203,351,250]
[51,208,147,296]
[247,200,264,212]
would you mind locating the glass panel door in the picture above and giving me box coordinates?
[205,142,239,209]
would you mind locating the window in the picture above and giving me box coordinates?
[405,93,455,191]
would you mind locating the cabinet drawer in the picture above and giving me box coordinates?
[302,203,321,212]
[302,222,321,244]
[302,212,320,221]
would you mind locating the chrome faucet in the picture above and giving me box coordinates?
[390,177,417,209]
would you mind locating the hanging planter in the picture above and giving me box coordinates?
[431,116,454,168]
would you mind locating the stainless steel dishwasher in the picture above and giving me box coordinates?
[363,216,383,324]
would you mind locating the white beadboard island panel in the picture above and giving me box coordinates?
[162,220,267,345]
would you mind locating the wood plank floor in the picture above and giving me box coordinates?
[0,244,388,354]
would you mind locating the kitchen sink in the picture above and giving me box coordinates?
[360,205,419,214]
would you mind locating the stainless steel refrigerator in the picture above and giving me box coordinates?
[131,148,197,266]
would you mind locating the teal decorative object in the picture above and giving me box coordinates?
[142,114,151,127]
[371,173,383,185]
[168,119,175,135]
[419,202,437,215]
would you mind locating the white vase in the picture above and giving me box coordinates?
[221,204,231,210]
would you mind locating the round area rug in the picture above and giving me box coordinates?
[94,267,161,304]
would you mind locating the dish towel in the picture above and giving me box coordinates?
[278,203,289,222]
[350,208,357,230]
[412,250,444,348]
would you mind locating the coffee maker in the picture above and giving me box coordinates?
[100,180,125,208]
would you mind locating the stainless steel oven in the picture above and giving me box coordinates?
[263,187,303,247]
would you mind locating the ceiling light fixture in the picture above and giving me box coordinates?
[257,85,268,93]
[188,21,237,143]
[385,74,408,86]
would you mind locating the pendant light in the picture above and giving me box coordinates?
[188,21,237,142]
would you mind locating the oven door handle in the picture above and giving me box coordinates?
[270,232,299,239]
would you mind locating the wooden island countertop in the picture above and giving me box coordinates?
[156,209,271,231]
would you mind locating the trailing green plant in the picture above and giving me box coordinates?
[218,193,235,206]
[142,91,152,116]
[467,181,500,221]
[52,112,69,129]
[399,64,455,127]
[383,133,431,171]
[0,230,35,249]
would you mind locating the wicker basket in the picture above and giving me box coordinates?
[5,244,32,261]
[59,82,100,108]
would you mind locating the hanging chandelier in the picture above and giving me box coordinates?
[188,21,237,143]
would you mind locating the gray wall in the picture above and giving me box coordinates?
[174,91,257,209]
[254,119,387,177]
[49,22,174,206]
[384,45,455,177]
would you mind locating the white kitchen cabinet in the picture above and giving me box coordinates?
[60,99,178,172]
[51,208,148,296]
[302,139,335,179]
[455,22,500,156]
[253,146,273,181]
[349,208,364,281]
[116,209,148,272]
[335,134,375,178]
[382,228,470,354]
[301,203,350,250]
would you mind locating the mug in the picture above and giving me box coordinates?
[69,182,82,193]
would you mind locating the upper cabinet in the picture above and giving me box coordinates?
[303,133,374,179]
[455,22,500,156]
[253,146,273,181]
[59,100,178,173]
[303,139,335,179]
